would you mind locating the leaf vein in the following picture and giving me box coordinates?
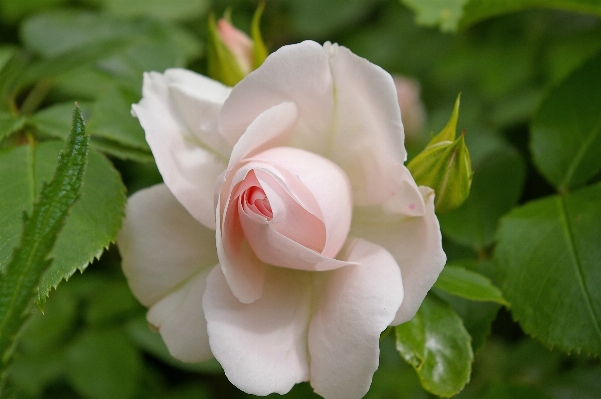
[558,195,601,341]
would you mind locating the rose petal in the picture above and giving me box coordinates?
[203,266,311,396]
[325,42,407,207]
[147,267,214,363]
[219,41,408,209]
[217,19,253,74]
[237,197,356,272]
[219,41,334,150]
[225,101,299,172]
[351,186,446,325]
[380,165,426,217]
[165,69,233,159]
[117,184,218,307]
[308,238,404,399]
[132,70,230,229]
[216,191,265,304]
[246,146,353,257]
[216,102,300,303]
[248,169,326,252]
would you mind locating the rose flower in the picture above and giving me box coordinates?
[117,41,446,399]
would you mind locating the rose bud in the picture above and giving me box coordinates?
[208,4,268,86]
[407,94,473,213]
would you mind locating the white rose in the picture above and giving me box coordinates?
[117,40,446,399]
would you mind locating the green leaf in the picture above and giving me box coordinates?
[36,142,126,303]
[459,0,601,30]
[30,102,92,140]
[395,294,473,397]
[0,0,68,22]
[438,139,526,251]
[0,113,25,141]
[90,138,154,163]
[86,87,148,151]
[15,38,128,91]
[20,11,200,95]
[0,141,126,305]
[531,50,601,192]
[435,264,508,305]
[98,0,209,21]
[401,0,601,32]
[66,328,142,399]
[435,259,501,352]
[0,106,88,376]
[495,184,601,355]
[400,0,468,32]
[21,11,137,58]
[32,102,152,162]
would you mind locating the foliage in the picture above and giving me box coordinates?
[0,0,599,398]
[0,106,88,388]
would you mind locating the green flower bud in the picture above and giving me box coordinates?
[208,3,268,86]
[407,94,473,213]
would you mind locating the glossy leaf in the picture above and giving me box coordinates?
[530,50,601,191]
[0,107,88,376]
[435,264,508,305]
[495,184,601,355]
[435,259,501,352]
[395,294,473,397]
[460,0,601,30]
[438,139,526,251]
[0,140,126,305]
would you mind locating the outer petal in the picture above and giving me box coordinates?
[220,41,408,209]
[147,267,214,363]
[218,41,334,150]
[117,184,218,306]
[203,266,311,396]
[308,238,404,399]
[325,42,406,207]
[132,69,231,229]
[165,69,233,159]
[351,187,446,325]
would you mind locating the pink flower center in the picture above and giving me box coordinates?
[243,186,273,220]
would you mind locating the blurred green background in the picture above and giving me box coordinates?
[0,0,600,398]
